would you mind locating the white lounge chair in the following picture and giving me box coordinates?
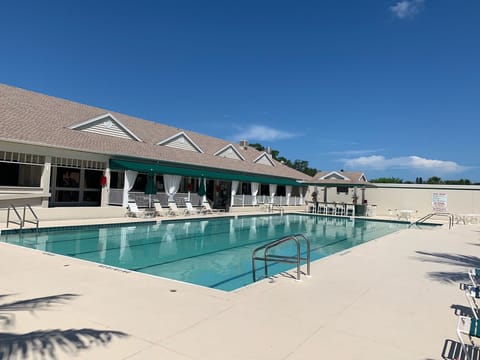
[469,268,480,288]
[153,201,167,217]
[202,202,224,214]
[185,201,201,215]
[465,286,480,320]
[168,202,182,216]
[125,201,144,218]
[457,315,480,360]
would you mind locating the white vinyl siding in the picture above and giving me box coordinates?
[254,154,275,166]
[78,119,133,140]
[158,133,203,153]
[214,145,245,160]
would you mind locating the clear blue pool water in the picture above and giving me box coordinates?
[0,214,408,291]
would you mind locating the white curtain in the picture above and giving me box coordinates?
[122,170,138,207]
[286,185,292,206]
[231,180,239,201]
[164,174,182,202]
[251,182,259,205]
[269,184,277,204]
[299,186,306,205]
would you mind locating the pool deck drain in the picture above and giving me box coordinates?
[0,215,478,359]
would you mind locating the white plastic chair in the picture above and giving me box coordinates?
[457,315,480,360]
[185,201,201,215]
[202,202,224,214]
[125,201,144,218]
[153,201,167,216]
[469,268,480,287]
[168,202,182,216]
[465,286,480,320]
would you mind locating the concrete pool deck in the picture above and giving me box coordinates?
[0,214,479,359]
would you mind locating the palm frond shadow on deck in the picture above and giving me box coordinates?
[415,251,480,284]
[0,328,128,360]
[0,293,128,360]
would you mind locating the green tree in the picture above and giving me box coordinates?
[444,179,471,185]
[248,143,319,176]
[369,177,404,183]
[426,176,442,184]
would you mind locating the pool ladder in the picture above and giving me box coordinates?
[6,204,39,233]
[252,234,311,282]
[409,212,454,229]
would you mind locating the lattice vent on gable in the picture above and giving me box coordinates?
[159,133,203,153]
[70,114,141,141]
[215,146,244,160]
[255,154,274,166]
[79,118,132,140]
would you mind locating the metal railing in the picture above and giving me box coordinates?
[6,204,39,232]
[6,204,23,230]
[409,212,454,229]
[23,204,39,232]
[252,234,311,282]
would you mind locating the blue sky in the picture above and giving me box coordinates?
[1,0,479,181]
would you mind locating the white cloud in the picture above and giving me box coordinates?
[390,0,424,19]
[329,149,382,156]
[344,155,467,174]
[231,125,299,142]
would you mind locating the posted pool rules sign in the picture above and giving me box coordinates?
[432,193,448,212]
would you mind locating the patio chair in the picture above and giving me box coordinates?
[125,201,144,218]
[326,203,335,215]
[153,201,168,217]
[346,204,355,217]
[335,203,345,216]
[185,201,201,215]
[202,202,224,214]
[456,315,480,360]
[469,268,480,287]
[465,286,480,320]
[168,202,182,216]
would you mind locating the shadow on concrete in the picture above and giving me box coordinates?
[442,338,480,359]
[451,304,476,318]
[0,293,128,360]
[415,251,480,284]
[0,328,128,359]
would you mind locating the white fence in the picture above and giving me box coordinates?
[231,195,305,207]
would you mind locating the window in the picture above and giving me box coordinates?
[56,167,80,188]
[276,185,286,196]
[83,170,102,189]
[336,186,349,194]
[260,184,269,196]
[131,174,147,191]
[109,171,125,189]
[0,163,43,187]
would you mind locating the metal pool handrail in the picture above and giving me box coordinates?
[7,204,23,230]
[23,204,39,232]
[252,234,311,282]
[409,212,454,229]
[6,204,39,233]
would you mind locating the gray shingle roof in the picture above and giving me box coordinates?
[311,171,374,187]
[0,83,311,182]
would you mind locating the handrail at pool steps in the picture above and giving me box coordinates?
[409,212,454,229]
[6,204,39,233]
[251,234,311,283]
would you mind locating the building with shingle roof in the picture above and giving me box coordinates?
[0,83,311,209]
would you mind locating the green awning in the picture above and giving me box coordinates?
[110,158,305,186]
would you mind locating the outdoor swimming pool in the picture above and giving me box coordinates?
[0,214,408,291]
